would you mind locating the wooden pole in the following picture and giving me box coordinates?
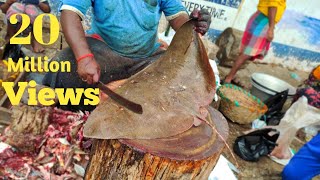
[231,0,246,28]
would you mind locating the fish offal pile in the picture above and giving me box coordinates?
[0,105,92,179]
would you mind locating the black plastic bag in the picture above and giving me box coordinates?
[265,112,285,126]
[233,128,279,162]
[2,43,25,63]
[264,89,288,114]
[261,90,288,125]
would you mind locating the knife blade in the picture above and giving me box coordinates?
[97,81,143,114]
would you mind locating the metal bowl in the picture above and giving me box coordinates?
[251,73,296,102]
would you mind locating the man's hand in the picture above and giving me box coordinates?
[267,27,274,42]
[77,57,101,85]
[6,0,16,5]
[190,9,211,35]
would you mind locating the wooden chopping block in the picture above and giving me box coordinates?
[85,107,228,179]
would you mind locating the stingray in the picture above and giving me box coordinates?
[83,21,216,139]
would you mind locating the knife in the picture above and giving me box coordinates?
[97,81,143,114]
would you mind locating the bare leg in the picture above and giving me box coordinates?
[270,142,291,159]
[270,130,292,159]
[224,53,251,83]
[31,31,45,53]
[270,126,296,159]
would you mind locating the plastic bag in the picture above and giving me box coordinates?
[269,96,320,158]
[233,128,279,162]
[261,90,288,125]
[2,44,25,63]
[265,112,285,126]
[264,89,288,113]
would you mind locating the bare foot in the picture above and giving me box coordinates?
[223,77,244,87]
[224,76,232,83]
[270,144,292,159]
[31,38,45,53]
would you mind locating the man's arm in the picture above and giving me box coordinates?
[267,7,277,41]
[61,10,91,59]
[61,10,100,84]
[168,13,189,31]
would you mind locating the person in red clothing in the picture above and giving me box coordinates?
[224,0,286,83]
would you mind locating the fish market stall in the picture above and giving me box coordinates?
[0,20,228,179]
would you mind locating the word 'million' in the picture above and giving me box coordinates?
[7,56,71,73]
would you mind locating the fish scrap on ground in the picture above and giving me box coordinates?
[0,107,92,179]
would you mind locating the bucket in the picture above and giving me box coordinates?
[250,73,296,102]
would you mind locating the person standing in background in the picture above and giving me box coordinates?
[224,0,286,83]
[0,0,51,53]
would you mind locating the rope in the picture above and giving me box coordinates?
[197,115,239,168]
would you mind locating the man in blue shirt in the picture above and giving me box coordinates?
[43,0,211,111]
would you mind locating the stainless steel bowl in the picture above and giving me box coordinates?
[251,73,296,102]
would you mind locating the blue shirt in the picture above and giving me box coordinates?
[60,0,187,58]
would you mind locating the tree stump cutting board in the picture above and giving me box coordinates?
[85,107,228,179]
